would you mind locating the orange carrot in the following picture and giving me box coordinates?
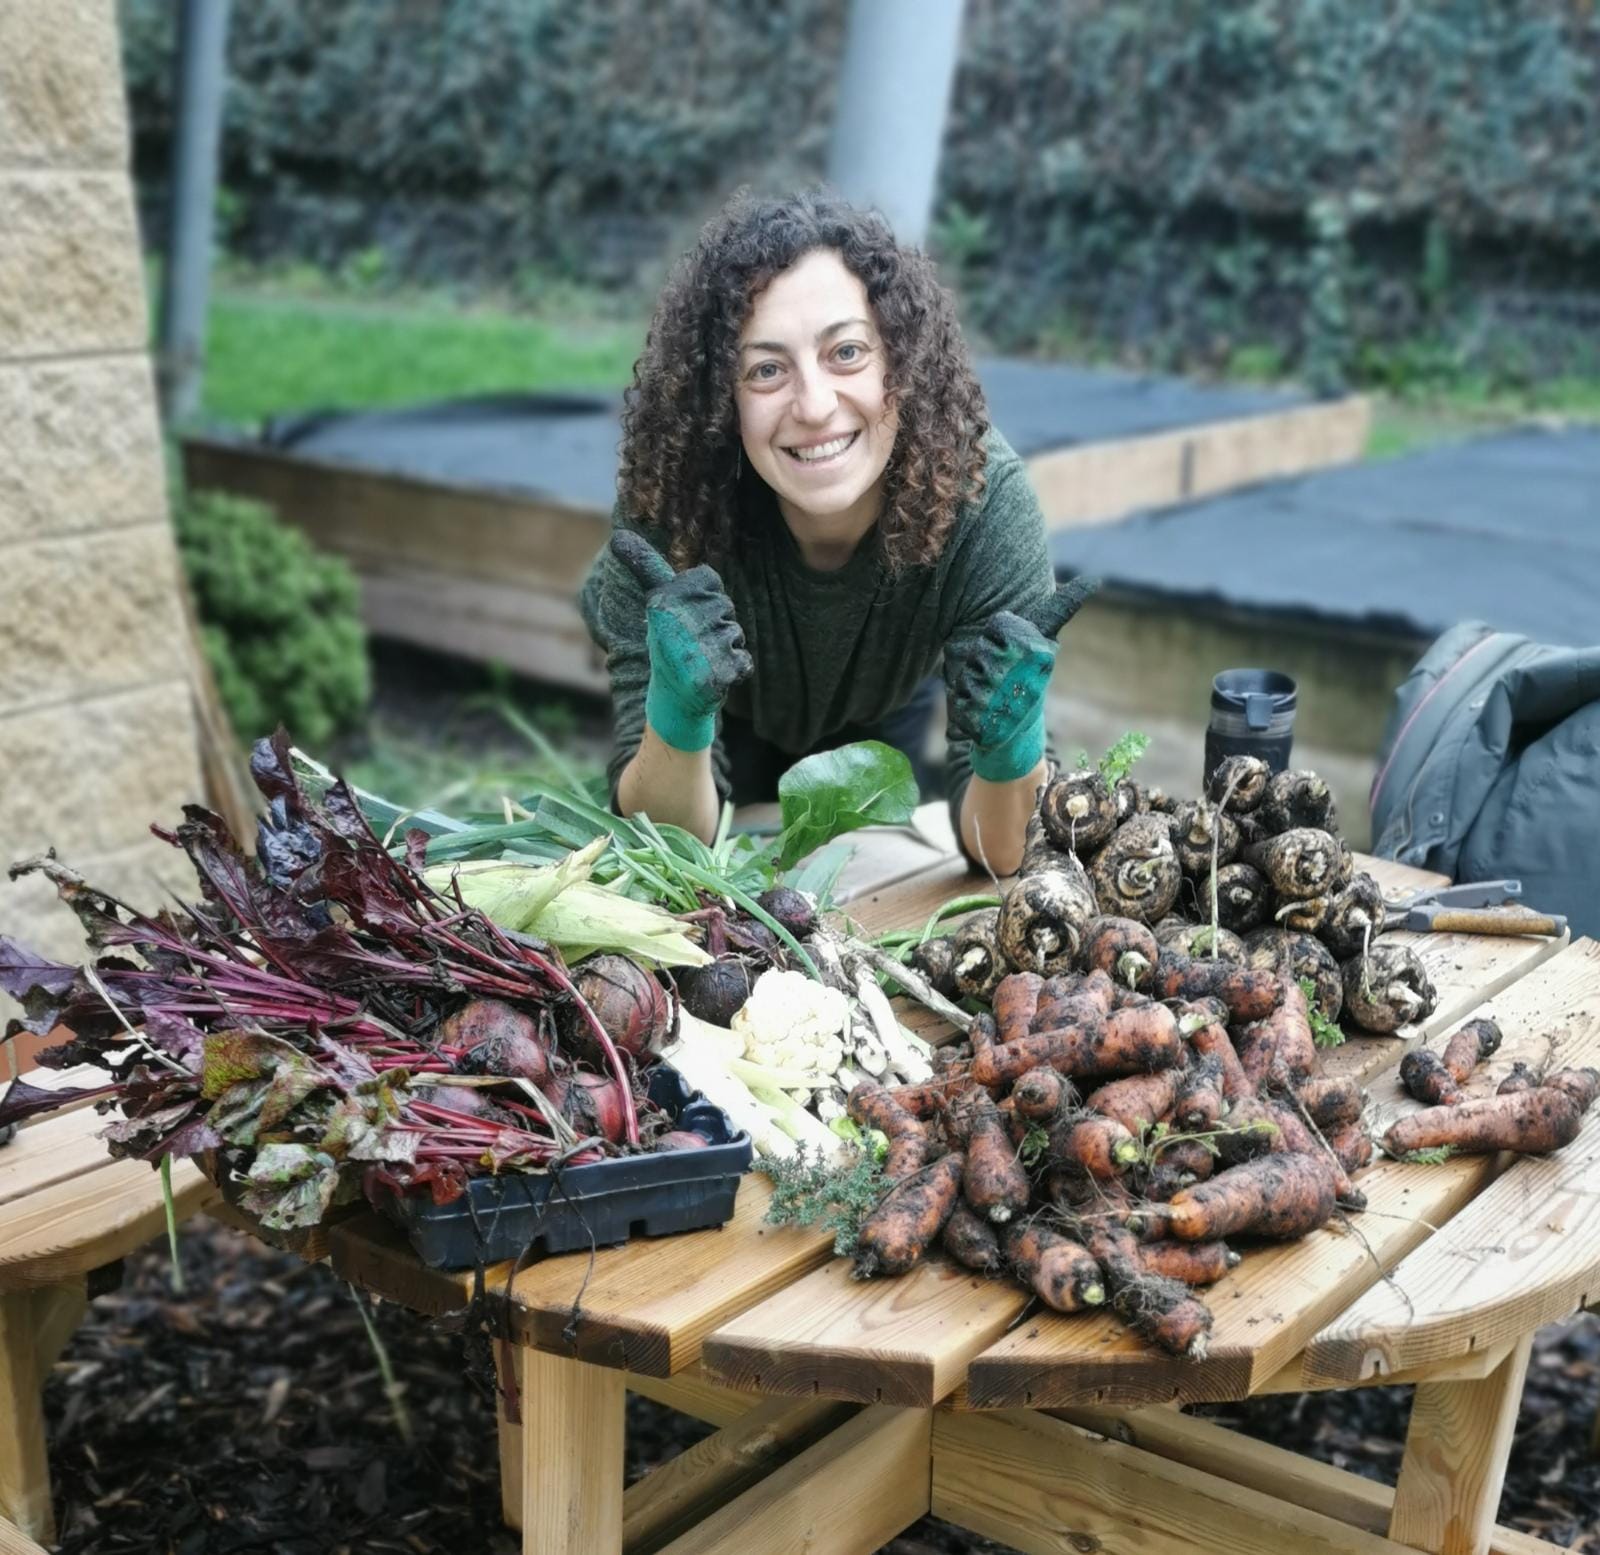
[1081,916,1160,991]
[1048,1113,1140,1179]
[1085,1068,1182,1134]
[848,1082,931,1179]
[1154,951,1284,1022]
[1542,1068,1600,1114]
[941,1201,1004,1274]
[993,972,1044,1045]
[1004,1221,1107,1311]
[1135,1238,1239,1286]
[975,1001,1183,1087]
[1174,1056,1226,1132]
[956,1091,1032,1223]
[1181,1003,1252,1101]
[1081,1221,1214,1357]
[1160,1152,1338,1241]
[1153,1137,1217,1184]
[1235,977,1315,1089]
[1294,1075,1364,1129]
[1497,1062,1537,1095]
[1399,1049,1462,1108]
[1012,1066,1071,1120]
[1326,1121,1374,1176]
[1384,1089,1583,1157]
[852,1152,964,1278]
[1441,1017,1503,1085]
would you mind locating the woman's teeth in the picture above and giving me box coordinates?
[788,432,856,463]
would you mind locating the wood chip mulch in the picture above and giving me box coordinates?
[41,1219,1600,1553]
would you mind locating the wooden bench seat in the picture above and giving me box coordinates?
[0,1068,218,1544]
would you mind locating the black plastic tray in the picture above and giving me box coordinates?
[379,1065,753,1269]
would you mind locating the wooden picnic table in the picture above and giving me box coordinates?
[296,842,1595,1555]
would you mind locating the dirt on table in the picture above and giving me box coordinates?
[40,1217,1600,1553]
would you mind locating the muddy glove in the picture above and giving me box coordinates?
[611,531,753,753]
[946,577,1101,783]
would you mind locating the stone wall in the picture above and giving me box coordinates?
[0,0,203,1064]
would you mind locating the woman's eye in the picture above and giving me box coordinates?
[835,343,864,364]
[748,361,782,382]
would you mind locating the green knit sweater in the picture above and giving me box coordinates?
[578,429,1056,819]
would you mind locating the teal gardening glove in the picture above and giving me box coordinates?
[611,531,753,753]
[946,577,1102,782]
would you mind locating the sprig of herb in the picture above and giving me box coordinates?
[1099,731,1151,788]
[1402,1146,1454,1164]
[1299,977,1347,1047]
[759,1145,888,1256]
[1019,1124,1050,1169]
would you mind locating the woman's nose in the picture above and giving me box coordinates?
[791,364,838,424]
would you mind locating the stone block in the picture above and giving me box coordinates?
[0,526,191,713]
[0,0,129,169]
[0,173,146,357]
[0,358,166,543]
[0,679,201,859]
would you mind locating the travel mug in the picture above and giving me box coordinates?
[1203,669,1297,785]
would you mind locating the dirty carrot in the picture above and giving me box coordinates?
[1004,1221,1107,1311]
[1383,1089,1583,1157]
[852,1152,964,1279]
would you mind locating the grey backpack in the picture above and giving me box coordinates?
[1370,621,1600,937]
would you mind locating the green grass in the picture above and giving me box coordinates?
[198,283,645,426]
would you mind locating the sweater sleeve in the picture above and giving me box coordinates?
[577,511,733,807]
[937,435,1058,831]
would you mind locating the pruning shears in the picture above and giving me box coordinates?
[1382,879,1567,938]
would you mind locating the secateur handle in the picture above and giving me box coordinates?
[1384,879,1567,936]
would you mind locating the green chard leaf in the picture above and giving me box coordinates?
[773,741,920,871]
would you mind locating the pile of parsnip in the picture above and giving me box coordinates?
[837,754,1594,1360]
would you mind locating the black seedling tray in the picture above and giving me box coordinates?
[381,1065,753,1269]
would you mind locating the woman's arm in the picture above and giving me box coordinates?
[959,761,1049,876]
[617,727,722,841]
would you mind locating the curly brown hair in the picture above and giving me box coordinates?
[618,188,989,573]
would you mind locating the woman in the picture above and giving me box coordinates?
[579,188,1095,875]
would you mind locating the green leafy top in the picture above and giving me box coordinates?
[1099,731,1151,788]
[1299,977,1347,1047]
[759,1145,889,1256]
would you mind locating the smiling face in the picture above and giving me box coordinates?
[735,248,899,565]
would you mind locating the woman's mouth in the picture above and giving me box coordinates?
[784,431,858,467]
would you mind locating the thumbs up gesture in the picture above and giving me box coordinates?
[945,576,1101,783]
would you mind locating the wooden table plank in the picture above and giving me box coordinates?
[702,1257,1029,1408]
[1305,939,1600,1382]
[331,1177,834,1378]
[0,1109,111,1209]
[0,1157,214,1292]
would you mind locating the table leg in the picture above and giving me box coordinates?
[495,1344,524,1531]
[520,1347,625,1554]
[0,1284,84,1545]
[1389,1333,1533,1555]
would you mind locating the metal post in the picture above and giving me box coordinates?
[157,0,232,426]
[826,0,966,248]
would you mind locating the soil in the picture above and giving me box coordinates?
[39,1218,1600,1553]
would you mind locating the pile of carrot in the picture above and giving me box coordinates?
[841,753,1596,1360]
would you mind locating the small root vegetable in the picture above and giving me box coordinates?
[1343,944,1438,1034]
[1020,812,1082,877]
[1201,862,1272,934]
[955,1091,1032,1222]
[906,936,959,1000]
[1235,977,1316,1089]
[1111,777,1146,825]
[1180,1003,1253,1102]
[1206,754,1270,813]
[1040,770,1119,856]
[1174,1057,1226,1132]
[1243,929,1342,1023]
[1245,827,1342,899]
[1162,1151,1338,1241]
[1047,1113,1140,1178]
[1080,916,1159,991]
[993,972,1044,1044]
[1152,1137,1216,1183]
[1399,1049,1464,1107]
[1085,1068,1182,1134]
[563,1073,634,1144]
[1081,1222,1213,1357]
[1326,1121,1375,1175]
[998,869,1097,976]
[1275,894,1332,936]
[1320,873,1387,961]
[1294,1074,1365,1129]
[848,1083,931,1180]
[445,1000,553,1088]
[1224,1096,1362,1205]
[677,959,756,1027]
[942,1201,1004,1273]
[656,1130,711,1151]
[569,954,673,1060]
[1012,1066,1071,1120]
[1172,800,1242,877]
[1138,1161,1196,1201]
[754,886,818,939]
[1004,1221,1107,1311]
[1498,1062,1538,1095]
[1543,1068,1600,1114]
[1384,1089,1583,1157]
[1136,1239,1238,1286]
[852,1152,964,1278]
[1089,816,1183,926]
[1441,1018,1503,1085]
[1155,951,1284,1023]
[1258,770,1337,835]
[951,909,1007,1001]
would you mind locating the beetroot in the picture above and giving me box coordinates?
[656,1130,712,1151]
[444,999,552,1087]
[564,1073,633,1144]
[678,957,755,1026]
[755,887,818,939]
[568,954,673,1060]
